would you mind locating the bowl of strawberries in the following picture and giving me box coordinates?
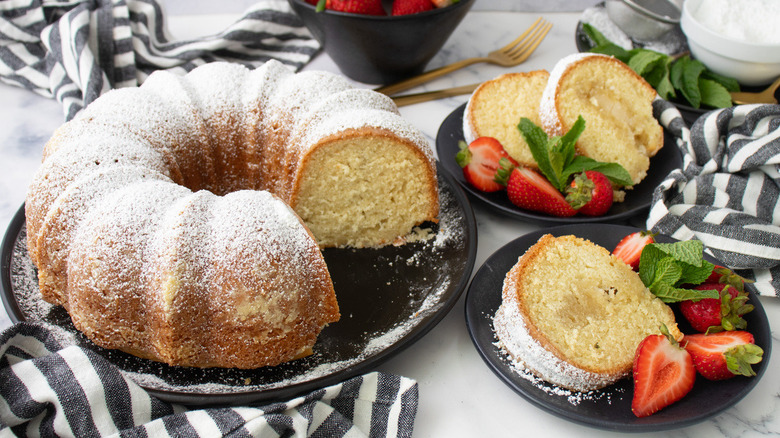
[287,0,474,84]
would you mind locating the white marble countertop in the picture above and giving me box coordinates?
[1,7,778,438]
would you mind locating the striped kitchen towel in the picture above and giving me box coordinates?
[648,101,780,298]
[0,322,419,437]
[0,0,320,121]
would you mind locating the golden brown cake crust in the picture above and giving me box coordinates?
[539,53,664,185]
[495,233,681,391]
[463,70,550,168]
[24,60,437,368]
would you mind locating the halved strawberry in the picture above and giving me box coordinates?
[613,230,656,270]
[632,325,695,417]
[679,283,754,333]
[456,137,517,193]
[683,331,764,380]
[495,160,577,217]
[565,170,613,216]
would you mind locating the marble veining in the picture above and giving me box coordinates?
[1,8,778,438]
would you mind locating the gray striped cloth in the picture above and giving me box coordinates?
[0,0,320,121]
[648,101,780,298]
[0,322,419,437]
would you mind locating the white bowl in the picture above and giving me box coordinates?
[681,0,780,86]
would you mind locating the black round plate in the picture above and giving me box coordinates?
[0,163,477,406]
[436,104,683,225]
[464,223,772,432]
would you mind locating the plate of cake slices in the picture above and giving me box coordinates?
[0,163,478,406]
[436,103,683,225]
[464,223,771,432]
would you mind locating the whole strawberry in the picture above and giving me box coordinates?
[680,282,754,333]
[392,0,433,15]
[495,159,577,217]
[318,0,385,15]
[565,170,613,216]
[683,331,764,380]
[456,138,517,193]
[632,325,695,417]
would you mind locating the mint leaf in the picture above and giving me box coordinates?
[647,256,683,290]
[680,56,706,108]
[564,156,634,187]
[648,240,705,266]
[700,78,733,108]
[702,70,740,92]
[585,31,740,109]
[628,50,665,77]
[638,240,720,302]
[669,56,685,91]
[560,116,585,155]
[517,116,632,192]
[652,283,720,303]
[518,117,558,183]
[581,23,611,47]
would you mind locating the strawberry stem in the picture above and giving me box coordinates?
[493,157,515,186]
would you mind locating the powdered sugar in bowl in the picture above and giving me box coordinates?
[681,0,780,86]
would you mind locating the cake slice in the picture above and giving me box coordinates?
[539,53,663,185]
[493,234,681,391]
[462,71,550,168]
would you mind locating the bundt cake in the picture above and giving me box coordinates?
[462,71,550,168]
[25,60,439,368]
[493,234,681,391]
[539,53,663,185]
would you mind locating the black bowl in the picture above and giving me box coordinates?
[288,0,475,84]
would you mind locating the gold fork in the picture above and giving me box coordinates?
[731,76,780,104]
[375,17,553,96]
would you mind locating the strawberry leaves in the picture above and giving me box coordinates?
[517,116,633,192]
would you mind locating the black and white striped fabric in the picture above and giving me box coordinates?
[649,101,780,298]
[0,0,320,121]
[0,322,419,437]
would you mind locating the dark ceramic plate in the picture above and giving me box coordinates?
[435,104,682,225]
[464,224,771,432]
[0,163,477,406]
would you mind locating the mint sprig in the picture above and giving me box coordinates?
[581,23,739,109]
[637,240,720,303]
[517,116,634,190]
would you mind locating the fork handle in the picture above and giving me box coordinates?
[375,58,485,96]
[391,83,480,107]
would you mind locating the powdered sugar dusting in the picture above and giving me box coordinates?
[538,52,604,136]
[9,172,472,397]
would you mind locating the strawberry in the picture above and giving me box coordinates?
[319,0,385,15]
[683,331,764,380]
[679,283,754,333]
[632,325,696,417]
[565,170,613,216]
[392,0,433,15]
[456,137,517,193]
[613,230,655,270]
[494,160,577,217]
